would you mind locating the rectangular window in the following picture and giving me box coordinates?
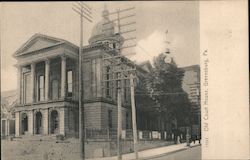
[108,110,112,128]
[106,67,110,97]
[126,112,129,129]
[124,80,127,102]
[115,72,121,100]
[67,71,73,97]
[24,73,31,103]
[39,75,44,101]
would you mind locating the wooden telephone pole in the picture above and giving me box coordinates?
[130,73,138,159]
[102,6,138,160]
[72,2,92,160]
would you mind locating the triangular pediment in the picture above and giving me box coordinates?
[14,34,65,56]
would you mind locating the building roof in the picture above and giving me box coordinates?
[1,90,17,116]
[181,64,200,71]
[13,33,79,57]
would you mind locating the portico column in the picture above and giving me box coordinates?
[61,56,66,99]
[43,109,49,135]
[15,112,20,136]
[17,67,22,104]
[59,108,65,135]
[28,110,34,135]
[45,59,50,101]
[30,63,36,103]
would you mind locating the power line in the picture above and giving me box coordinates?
[72,2,93,160]
[101,6,138,160]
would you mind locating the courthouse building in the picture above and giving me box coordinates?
[13,8,150,137]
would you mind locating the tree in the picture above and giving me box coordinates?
[145,53,192,132]
[134,74,158,130]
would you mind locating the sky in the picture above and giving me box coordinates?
[0,1,200,92]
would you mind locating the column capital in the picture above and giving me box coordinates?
[45,58,51,65]
[30,63,36,67]
[61,55,67,61]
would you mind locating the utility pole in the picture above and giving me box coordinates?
[102,6,137,160]
[72,2,92,160]
[116,9,122,160]
[130,73,138,159]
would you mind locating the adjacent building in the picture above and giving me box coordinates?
[1,90,16,137]
[181,65,200,135]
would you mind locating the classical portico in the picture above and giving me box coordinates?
[14,34,79,137]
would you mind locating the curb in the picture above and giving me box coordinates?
[139,148,187,160]
[138,144,201,160]
[87,144,201,160]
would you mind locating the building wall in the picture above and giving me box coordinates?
[84,102,102,129]
[82,49,103,101]
[182,65,200,105]
[181,65,200,128]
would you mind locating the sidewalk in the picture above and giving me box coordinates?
[87,141,201,160]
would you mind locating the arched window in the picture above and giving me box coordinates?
[50,110,59,134]
[21,113,28,135]
[35,112,42,134]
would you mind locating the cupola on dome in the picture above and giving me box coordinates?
[89,8,116,44]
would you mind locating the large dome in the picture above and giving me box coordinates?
[89,9,116,44]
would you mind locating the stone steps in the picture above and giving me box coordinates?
[14,134,57,141]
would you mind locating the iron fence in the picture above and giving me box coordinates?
[84,128,178,141]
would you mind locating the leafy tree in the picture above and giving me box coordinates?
[134,73,158,130]
[145,53,192,131]
[135,75,156,112]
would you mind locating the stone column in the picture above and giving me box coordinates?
[30,63,36,103]
[15,112,20,136]
[59,108,65,135]
[17,67,22,104]
[61,56,66,99]
[28,110,34,135]
[43,109,49,135]
[45,59,50,101]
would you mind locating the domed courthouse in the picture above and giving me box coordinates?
[14,8,151,137]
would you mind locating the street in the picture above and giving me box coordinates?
[149,145,201,160]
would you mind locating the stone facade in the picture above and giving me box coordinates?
[14,34,80,137]
[13,7,151,138]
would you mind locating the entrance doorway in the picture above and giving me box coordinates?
[50,110,59,134]
[21,113,28,135]
[35,112,43,134]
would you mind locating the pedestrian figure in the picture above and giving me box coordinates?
[178,135,181,143]
[192,135,196,144]
[198,135,201,144]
